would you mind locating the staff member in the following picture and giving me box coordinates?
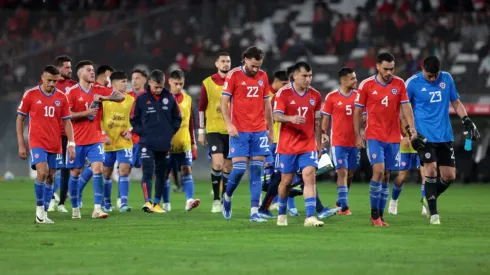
[131,70,182,213]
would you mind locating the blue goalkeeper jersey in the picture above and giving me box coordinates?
[405,71,460,143]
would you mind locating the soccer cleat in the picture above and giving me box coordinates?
[153,204,166,214]
[91,209,109,219]
[388,199,398,215]
[72,207,81,219]
[119,205,132,212]
[304,216,324,227]
[318,207,341,219]
[380,217,390,227]
[79,201,83,209]
[337,209,352,215]
[222,199,232,220]
[422,205,428,216]
[57,204,68,213]
[421,197,430,217]
[277,214,288,226]
[44,212,54,224]
[103,205,113,212]
[288,208,300,216]
[249,213,267,223]
[370,217,383,227]
[269,202,279,211]
[48,199,57,212]
[258,210,275,219]
[163,203,172,212]
[35,206,45,223]
[429,214,441,225]
[142,202,154,213]
[116,198,122,210]
[211,200,222,213]
[53,192,60,203]
[185,198,201,211]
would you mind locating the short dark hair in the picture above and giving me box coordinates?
[242,46,264,60]
[54,55,71,67]
[286,65,295,78]
[169,69,185,79]
[293,61,312,72]
[338,67,354,78]
[377,52,395,64]
[96,65,114,77]
[217,52,230,60]
[44,65,60,75]
[109,71,128,82]
[75,60,93,73]
[149,69,165,84]
[423,56,441,74]
[273,70,288,81]
[132,68,148,78]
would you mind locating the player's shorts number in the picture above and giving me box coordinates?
[297,107,308,117]
[247,86,259,98]
[44,106,55,117]
[346,105,352,115]
[429,91,442,103]
[381,96,388,107]
[124,149,132,158]
[260,136,268,148]
[394,151,400,167]
[98,145,104,155]
[185,150,192,159]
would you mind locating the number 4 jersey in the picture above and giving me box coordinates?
[355,76,409,143]
[274,83,322,155]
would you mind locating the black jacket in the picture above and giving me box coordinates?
[130,88,182,152]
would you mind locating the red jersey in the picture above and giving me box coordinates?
[322,89,359,147]
[274,84,322,155]
[222,67,270,132]
[127,90,145,144]
[66,84,113,146]
[17,86,71,153]
[355,75,409,143]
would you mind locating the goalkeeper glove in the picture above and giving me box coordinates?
[405,125,426,151]
[462,116,480,141]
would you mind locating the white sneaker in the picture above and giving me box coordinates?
[163,203,171,212]
[44,211,54,224]
[91,209,109,219]
[72,207,81,219]
[53,193,60,203]
[116,198,122,210]
[269,202,279,211]
[35,206,45,223]
[211,200,222,213]
[277,214,288,226]
[57,204,68,213]
[388,199,398,215]
[48,199,57,212]
[304,216,324,227]
[185,198,200,211]
[422,205,428,217]
[430,214,441,225]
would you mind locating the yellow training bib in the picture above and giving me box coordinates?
[101,93,134,152]
[203,76,227,134]
[171,92,192,153]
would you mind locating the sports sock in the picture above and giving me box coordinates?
[43,183,54,212]
[379,182,389,217]
[58,168,70,205]
[287,197,296,210]
[53,170,60,194]
[278,196,288,215]
[391,183,404,200]
[222,171,229,200]
[436,178,452,198]
[68,175,79,208]
[424,176,438,215]
[211,168,222,200]
[118,175,129,206]
[258,171,280,211]
[34,180,44,207]
[225,161,246,198]
[272,195,278,204]
[182,174,194,200]
[304,197,316,218]
[337,185,349,210]
[421,184,425,198]
[103,177,112,207]
[315,187,324,213]
[369,180,381,219]
[78,167,93,203]
[249,160,263,215]
[93,173,103,207]
[154,176,167,205]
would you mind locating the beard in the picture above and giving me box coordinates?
[219,68,230,74]
[61,73,72,80]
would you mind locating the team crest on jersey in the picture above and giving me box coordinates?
[54,100,61,106]
[162,98,168,105]
[65,87,70,92]
[391,88,398,95]
[439,82,446,89]
[258,80,264,87]
[309,99,315,106]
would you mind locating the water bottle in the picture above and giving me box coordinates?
[464,136,472,151]
[87,100,100,121]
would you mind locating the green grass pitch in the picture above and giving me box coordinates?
[0,179,489,275]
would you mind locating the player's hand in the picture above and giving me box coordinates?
[198,133,207,146]
[67,145,76,162]
[462,116,480,140]
[93,94,106,102]
[409,128,418,141]
[411,132,427,151]
[401,137,411,148]
[86,108,98,117]
[267,130,274,144]
[121,130,132,140]
[192,145,197,160]
[103,135,111,145]
[18,144,27,160]
[226,123,239,138]
[321,133,329,144]
[355,135,365,149]
[290,115,306,124]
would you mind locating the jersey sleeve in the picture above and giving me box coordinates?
[355,85,367,108]
[222,72,236,97]
[65,88,75,109]
[405,79,415,102]
[273,90,286,114]
[101,86,114,97]
[17,91,32,116]
[447,73,460,102]
[321,94,333,116]
[61,94,72,120]
[399,84,410,104]
[263,77,270,99]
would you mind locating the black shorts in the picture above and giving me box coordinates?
[207,133,229,158]
[417,142,455,167]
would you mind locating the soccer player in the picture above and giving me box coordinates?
[198,52,232,213]
[131,70,182,213]
[273,61,324,227]
[16,65,76,223]
[65,60,125,219]
[163,69,200,211]
[221,46,274,222]
[99,71,134,212]
[321,67,361,215]
[405,56,479,225]
[354,53,417,227]
[95,65,114,87]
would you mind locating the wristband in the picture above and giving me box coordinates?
[67,141,76,147]
[198,129,206,135]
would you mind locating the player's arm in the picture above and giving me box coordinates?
[264,96,274,140]
[189,104,196,147]
[321,94,333,143]
[353,88,366,148]
[198,84,208,135]
[97,89,125,102]
[221,74,239,137]
[400,84,416,138]
[315,112,322,153]
[16,114,27,159]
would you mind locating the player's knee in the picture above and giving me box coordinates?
[302,167,316,182]
[70,168,82,177]
[119,166,131,176]
[37,169,49,182]
[91,164,103,174]
[212,161,223,171]
[182,165,192,175]
[441,173,456,183]
[337,168,348,178]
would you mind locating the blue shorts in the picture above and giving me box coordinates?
[366,139,400,171]
[277,151,318,174]
[66,143,105,169]
[264,143,277,166]
[331,146,360,170]
[228,131,270,159]
[169,151,193,169]
[132,144,142,168]
[30,148,63,170]
[104,149,133,167]
[399,153,420,171]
